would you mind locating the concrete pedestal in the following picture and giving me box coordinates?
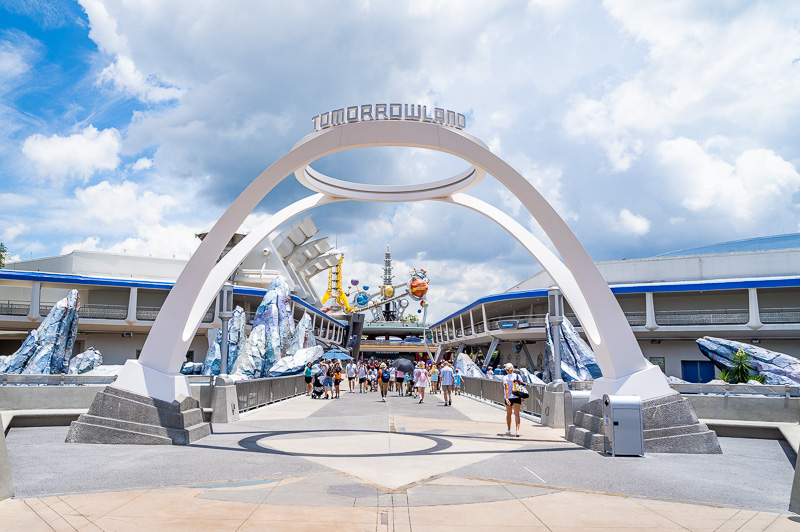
[210,376,240,424]
[567,391,721,454]
[66,386,211,445]
[791,454,800,514]
[541,382,568,428]
[0,427,12,500]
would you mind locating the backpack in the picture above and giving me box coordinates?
[511,375,529,399]
[381,369,390,382]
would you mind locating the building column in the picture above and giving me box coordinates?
[125,287,138,325]
[459,315,465,337]
[470,310,476,337]
[482,304,489,334]
[645,292,658,331]
[747,287,763,330]
[27,281,41,321]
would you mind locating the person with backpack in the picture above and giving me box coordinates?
[378,363,391,402]
[503,363,523,437]
[333,362,342,399]
[439,362,454,406]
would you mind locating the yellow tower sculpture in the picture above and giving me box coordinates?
[322,256,354,312]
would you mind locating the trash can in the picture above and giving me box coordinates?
[602,394,644,457]
[563,390,592,439]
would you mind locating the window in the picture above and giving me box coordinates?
[649,357,665,374]
[681,360,715,383]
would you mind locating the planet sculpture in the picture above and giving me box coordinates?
[421,300,429,308]
[409,277,428,299]
[351,279,359,286]
[356,292,369,306]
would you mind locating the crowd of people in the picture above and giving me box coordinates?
[303,357,527,438]
[303,358,464,404]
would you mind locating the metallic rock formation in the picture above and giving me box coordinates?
[268,345,324,377]
[202,306,246,375]
[67,347,102,375]
[696,336,800,385]
[0,290,80,375]
[544,314,602,383]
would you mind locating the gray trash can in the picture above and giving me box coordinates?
[602,394,644,457]
[564,390,592,439]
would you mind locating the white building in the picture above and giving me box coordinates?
[430,235,800,382]
[0,216,348,365]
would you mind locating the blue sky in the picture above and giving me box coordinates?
[1,0,800,320]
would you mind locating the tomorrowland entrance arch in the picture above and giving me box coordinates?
[114,116,671,403]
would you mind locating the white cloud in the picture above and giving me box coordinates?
[131,157,152,171]
[97,55,184,103]
[1,223,27,243]
[657,137,800,224]
[21,125,121,180]
[563,1,800,169]
[617,209,650,236]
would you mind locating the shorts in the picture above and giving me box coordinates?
[507,397,522,405]
[324,378,333,387]
[359,377,366,383]
[334,379,341,386]
[379,381,388,392]
[347,374,356,380]
[304,376,313,384]
[441,384,453,393]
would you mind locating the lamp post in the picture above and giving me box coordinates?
[218,282,234,375]
[548,289,564,385]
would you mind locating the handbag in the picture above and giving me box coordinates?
[512,376,529,399]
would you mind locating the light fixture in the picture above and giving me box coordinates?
[650,339,661,344]
[751,339,760,344]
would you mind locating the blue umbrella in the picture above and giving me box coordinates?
[324,349,353,360]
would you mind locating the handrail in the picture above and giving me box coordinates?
[0,374,117,385]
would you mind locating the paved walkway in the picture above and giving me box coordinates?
[2,386,798,530]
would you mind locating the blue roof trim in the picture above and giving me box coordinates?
[430,277,800,327]
[0,270,175,290]
[0,270,346,327]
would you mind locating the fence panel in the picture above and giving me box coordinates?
[234,375,304,412]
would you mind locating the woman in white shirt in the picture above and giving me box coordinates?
[414,362,429,404]
[503,363,521,437]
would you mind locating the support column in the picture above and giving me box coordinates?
[460,315,465,337]
[126,287,138,325]
[645,292,658,331]
[747,287,763,330]
[27,281,41,321]
[470,310,476,337]
[481,304,489,334]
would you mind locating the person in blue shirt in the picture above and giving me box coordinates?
[453,369,462,395]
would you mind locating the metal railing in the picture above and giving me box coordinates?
[541,380,799,398]
[137,305,214,323]
[655,309,748,325]
[624,311,646,326]
[760,307,800,324]
[0,374,117,386]
[461,376,544,416]
[235,374,306,412]
[0,300,29,316]
[79,304,128,320]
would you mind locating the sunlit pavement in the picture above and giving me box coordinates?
[2,385,798,531]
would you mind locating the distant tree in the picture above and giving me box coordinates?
[0,242,7,269]
[401,314,419,324]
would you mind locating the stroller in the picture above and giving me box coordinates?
[311,373,325,399]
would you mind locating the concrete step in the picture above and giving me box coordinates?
[574,411,604,433]
[644,422,708,440]
[644,430,722,454]
[88,391,184,429]
[104,385,200,413]
[76,414,195,444]
[65,420,172,445]
[567,425,606,452]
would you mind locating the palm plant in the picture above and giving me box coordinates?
[720,349,765,383]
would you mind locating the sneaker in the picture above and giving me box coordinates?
[419,399,424,404]
[382,398,386,402]
[505,430,512,436]
[515,431,520,437]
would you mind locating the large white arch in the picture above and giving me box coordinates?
[114,120,671,403]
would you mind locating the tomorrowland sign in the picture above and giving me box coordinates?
[312,103,466,132]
